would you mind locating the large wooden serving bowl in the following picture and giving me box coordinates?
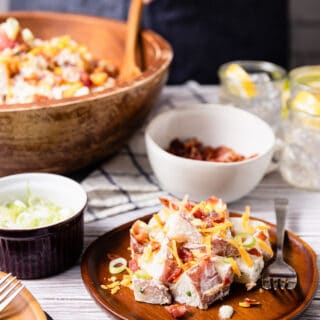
[0,11,173,176]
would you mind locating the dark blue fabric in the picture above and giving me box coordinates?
[11,0,289,84]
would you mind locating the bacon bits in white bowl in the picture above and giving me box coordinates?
[145,105,275,202]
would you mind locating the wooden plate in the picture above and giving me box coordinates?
[0,272,47,320]
[81,213,318,320]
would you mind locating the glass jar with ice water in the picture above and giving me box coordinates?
[218,61,286,133]
[280,66,320,190]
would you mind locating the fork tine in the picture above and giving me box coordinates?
[272,278,279,290]
[262,277,271,290]
[0,276,16,295]
[287,279,297,290]
[0,273,11,286]
[0,284,24,312]
[279,278,286,290]
[0,280,20,302]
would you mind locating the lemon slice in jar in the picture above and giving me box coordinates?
[224,64,257,98]
[291,91,320,115]
[291,91,320,128]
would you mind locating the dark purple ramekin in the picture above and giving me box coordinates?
[0,173,87,279]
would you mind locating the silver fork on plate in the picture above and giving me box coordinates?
[0,273,25,312]
[261,198,298,290]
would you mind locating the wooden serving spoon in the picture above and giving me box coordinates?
[118,0,144,82]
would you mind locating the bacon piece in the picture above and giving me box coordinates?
[167,138,256,163]
[224,276,231,286]
[247,248,262,257]
[0,29,15,51]
[33,94,49,103]
[193,209,203,219]
[165,304,188,318]
[151,240,161,252]
[206,196,219,204]
[131,221,149,243]
[159,197,179,211]
[211,146,245,162]
[256,231,267,241]
[203,214,224,228]
[80,71,92,87]
[130,234,146,254]
[129,259,139,272]
[167,267,183,283]
[178,247,193,263]
[211,238,238,257]
[184,202,195,211]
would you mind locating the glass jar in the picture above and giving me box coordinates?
[218,60,286,133]
[280,66,320,190]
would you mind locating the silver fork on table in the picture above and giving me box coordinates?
[0,273,24,312]
[261,198,298,290]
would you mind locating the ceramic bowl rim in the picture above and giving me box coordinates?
[145,104,276,168]
[0,172,87,233]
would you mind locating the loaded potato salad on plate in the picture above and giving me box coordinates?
[103,195,273,317]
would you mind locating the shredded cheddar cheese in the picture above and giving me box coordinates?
[111,287,120,294]
[125,267,133,276]
[153,214,164,229]
[203,201,215,213]
[238,247,254,267]
[120,275,132,288]
[256,239,274,256]
[224,258,241,277]
[228,239,239,249]
[203,235,212,255]
[229,239,254,267]
[106,281,120,288]
[141,245,153,263]
[241,206,255,234]
[256,225,270,231]
[169,240,186,270]
[200,222,233,234]
[163,208,170,219]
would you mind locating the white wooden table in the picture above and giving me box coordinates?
[23,84,320,319]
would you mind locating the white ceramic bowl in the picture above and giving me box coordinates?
[145,105,275,202]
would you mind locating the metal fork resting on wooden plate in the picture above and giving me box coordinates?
[0,273,24,312]
[261,198,298,290]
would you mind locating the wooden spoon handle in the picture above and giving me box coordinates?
[119,0,143,82]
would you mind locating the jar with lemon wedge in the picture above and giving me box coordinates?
[280,65,320,190]
[218,61,286,132]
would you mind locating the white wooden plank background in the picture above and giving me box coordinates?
[22,85,319,319]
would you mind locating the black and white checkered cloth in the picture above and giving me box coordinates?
[82,82,220,222]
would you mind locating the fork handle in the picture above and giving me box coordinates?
[274,198,288,260]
